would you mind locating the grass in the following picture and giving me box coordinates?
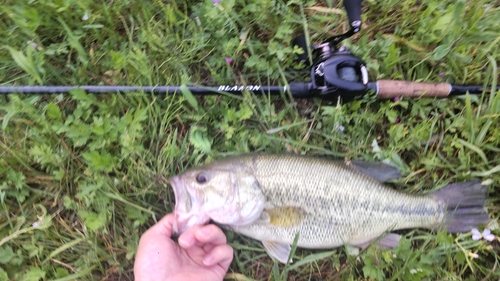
[0,0,499,280]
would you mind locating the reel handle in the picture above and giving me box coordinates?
[343,0,362,33]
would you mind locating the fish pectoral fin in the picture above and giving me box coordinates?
[348,160,402,182]
[264,206,304,227]
[352,233,401,249]
[262,241,292,264]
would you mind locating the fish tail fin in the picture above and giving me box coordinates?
[433,181,491,233]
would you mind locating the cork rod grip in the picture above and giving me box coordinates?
[376,80,452,99]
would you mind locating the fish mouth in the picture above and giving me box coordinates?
[169,175,209,235]
[170,176,189,213]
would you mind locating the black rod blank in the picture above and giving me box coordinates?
[0,83,313,97]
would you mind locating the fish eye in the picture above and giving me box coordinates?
[196,173,208,184]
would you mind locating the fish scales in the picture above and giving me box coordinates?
[229,154,443,248]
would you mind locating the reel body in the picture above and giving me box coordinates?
[310,46,369,101]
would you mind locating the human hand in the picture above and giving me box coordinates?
[134,213,233,281]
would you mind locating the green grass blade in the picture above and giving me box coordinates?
[6,46,43,84]
[42,238,86,264]
[285,250,336,271]
[180,84,199,110]
[455,138,489,165]
[50,267,96,281]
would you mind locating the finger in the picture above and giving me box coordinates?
[178,223,224,249]
[202,243,216,254]
[178,227,198,248]
[142,213,176,238]
[203,244,234,268]
[194,224,227,245]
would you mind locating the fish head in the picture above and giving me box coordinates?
[169,162,266,235]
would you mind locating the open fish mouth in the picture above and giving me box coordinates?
[169,175,209,234]
[170,176,190,213]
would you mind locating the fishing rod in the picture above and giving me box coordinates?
[1,0,498,102]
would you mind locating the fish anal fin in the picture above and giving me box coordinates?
[352,233,401,250]
[265,206,304,227]
[348,160,401,182]
[262,241,292,263]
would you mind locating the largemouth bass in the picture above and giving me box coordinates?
[169,154,491,263]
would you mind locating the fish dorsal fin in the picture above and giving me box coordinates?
[264,207,305,227]
[348,160,401,182]
[262,241,292,263]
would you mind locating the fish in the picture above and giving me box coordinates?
[168,154,491,263]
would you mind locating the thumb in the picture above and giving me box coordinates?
[143,213,176,238]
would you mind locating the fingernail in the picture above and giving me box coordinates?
[203,254,214,266]
[179,233,194,247]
